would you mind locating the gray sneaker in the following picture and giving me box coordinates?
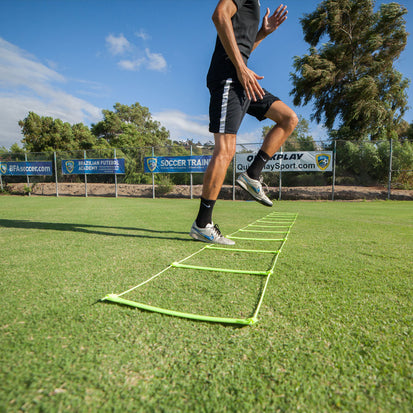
[190,221,235,245]
[236,172,273,207]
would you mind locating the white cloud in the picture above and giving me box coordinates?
[154,110,211,142]
[0,39,65,89]
[107,32,167,73]
[136,29,150,41]
[118,48,167,73]
[118,58,145,71]
[145,48,167,72]
[105,33,130,56]
[0,37,101,148]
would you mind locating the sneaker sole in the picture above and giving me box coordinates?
[189,230,235,245]
[236,179,273,207]
[189,230,210,243]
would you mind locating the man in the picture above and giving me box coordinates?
[190,0,298,245]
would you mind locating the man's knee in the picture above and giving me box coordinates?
[266,102,299,134]
[287,111,299,133]
[275,110,298,135]
[213,134,236,164]
[214,146,236,166]
[226,142,237,159]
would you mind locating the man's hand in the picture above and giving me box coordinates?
[252,4,288,53]
[237,66,264,102]
[261,4,288,37]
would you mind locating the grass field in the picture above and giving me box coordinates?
[0,196,412,412]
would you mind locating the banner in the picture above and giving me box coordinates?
[0,161,53,176]
[144,155,212,173]
[62,158,125,175]
[236,151,333,173]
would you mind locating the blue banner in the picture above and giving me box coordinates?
[144,155,211,173]
[0,161,53,176]
[62,158,125,175]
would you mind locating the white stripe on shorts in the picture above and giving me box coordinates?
[219,78,232,133]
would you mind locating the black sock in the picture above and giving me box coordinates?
[196,198,216,228]
[247,150,271,180]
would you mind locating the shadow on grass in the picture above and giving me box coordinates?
[0,219,192,242]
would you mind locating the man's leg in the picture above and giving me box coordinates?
[237,100,298,205]
[247,100,298,179]
[201,133,237,201]
[190,133,236,245]
[191,77,245,243]
[196,133,236,227]
[259,100,298,159]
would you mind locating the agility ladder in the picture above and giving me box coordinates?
[101,212,297,325]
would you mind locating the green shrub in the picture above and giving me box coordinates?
[156,174,175,196]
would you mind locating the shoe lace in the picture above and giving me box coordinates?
[212,224,223,238]
[259,175,269,192]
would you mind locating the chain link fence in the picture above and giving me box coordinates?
[1,139,412,200]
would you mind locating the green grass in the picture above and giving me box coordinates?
[0,196,412,412]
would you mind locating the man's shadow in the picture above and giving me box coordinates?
[0,219,192,242]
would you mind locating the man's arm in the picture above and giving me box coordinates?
[212,0,264,101]
[252,4,288,52]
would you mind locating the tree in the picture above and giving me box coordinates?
[398,121,413,140]
[91,102,170,148]
[408,123,413,140]
[9,143,25,153]
[89,102,171,185]
[0,143,24,154]
[71,123,107,150]
[18,112,105,152]
[290,0,409,140]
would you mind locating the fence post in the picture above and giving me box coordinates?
[332,140,337,201]
[152,147,155,199]
[387,138,393,200]
[25,153,31,196]
[190,145,193,200]
[54,151,59,197]
[233,154,236,201]
[278,146,282,201]
[114,148,118,198]
[0,151,3,191]
[84,150,88,197]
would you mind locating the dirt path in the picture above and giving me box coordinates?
[4,182,413,200]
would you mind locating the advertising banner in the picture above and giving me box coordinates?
[62,158,125,175]
[0,161,53,176]
[144,155,212,173]
[236,151,333,173]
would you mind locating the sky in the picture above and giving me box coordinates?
[0,0,412,149]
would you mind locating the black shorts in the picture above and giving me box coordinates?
[208,78,280,134]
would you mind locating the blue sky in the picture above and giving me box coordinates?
[0,0,412,149]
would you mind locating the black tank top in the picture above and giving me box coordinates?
[207,0,260,86]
